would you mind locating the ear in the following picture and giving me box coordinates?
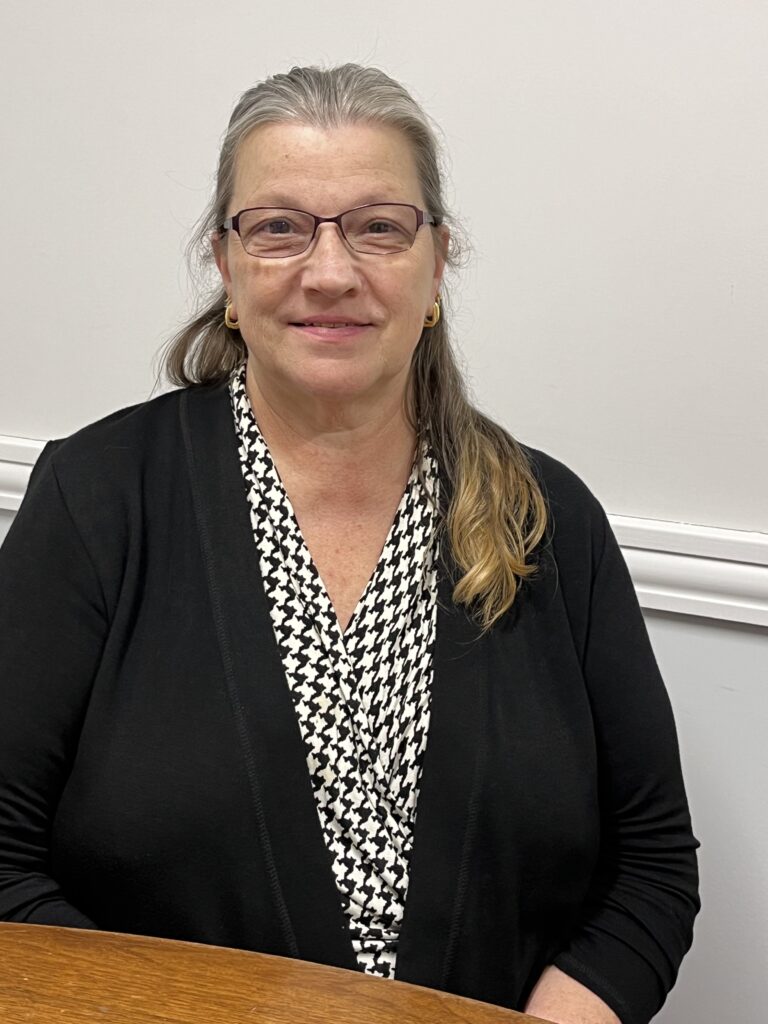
[211,231,233,293]
[431,224,450,297]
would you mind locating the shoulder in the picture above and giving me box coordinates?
[42,387,190,462]
[519,444,610,575]
[24,385,232,547]
[34,384,229,484]
[16,385,231,586]
[521,445,606,529]
[522,445,602,517]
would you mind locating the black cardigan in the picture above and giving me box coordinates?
[0,383,699,1024]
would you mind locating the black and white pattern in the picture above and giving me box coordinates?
[229,367,440,978]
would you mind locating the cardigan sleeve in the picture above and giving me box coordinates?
[551,506,700,1024]
[0,443,101,928]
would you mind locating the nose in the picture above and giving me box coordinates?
[299,223,361,297]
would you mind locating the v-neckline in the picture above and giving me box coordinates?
[258,436,419,645]
[229,369,433,644]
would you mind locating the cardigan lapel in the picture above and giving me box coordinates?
[181,384,357,971]
[395,562,488,988]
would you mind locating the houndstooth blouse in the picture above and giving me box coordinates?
[229,367,440,978]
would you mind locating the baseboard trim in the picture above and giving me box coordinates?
[2,435,767,627]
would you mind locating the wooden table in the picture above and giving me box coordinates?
[0,924,548,1023]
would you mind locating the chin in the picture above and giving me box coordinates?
[292,364,399,405]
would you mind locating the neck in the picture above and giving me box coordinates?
[244,361,417,513]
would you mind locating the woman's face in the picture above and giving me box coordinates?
[213,121,447,411]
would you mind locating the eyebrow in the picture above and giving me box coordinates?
[238,193,413,211]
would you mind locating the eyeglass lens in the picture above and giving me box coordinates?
[237,205,419,257]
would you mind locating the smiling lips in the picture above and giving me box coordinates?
[290,317,373,341]
[292,316,371,326]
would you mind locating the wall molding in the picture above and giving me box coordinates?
[0,435,45,512]
[611,516,768,628]
[1,435,767,627]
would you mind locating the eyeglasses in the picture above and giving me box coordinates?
[218,203,437,258]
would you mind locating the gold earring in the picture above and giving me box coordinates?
[224,300,240,330]
[423,296,441,328]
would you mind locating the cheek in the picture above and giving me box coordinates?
[386,260,435,316]
[413,249,441,303]
[233,266,288,319]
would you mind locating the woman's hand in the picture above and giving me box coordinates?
[524,965,622,1024]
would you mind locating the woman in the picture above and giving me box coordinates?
[0,65,698,1024]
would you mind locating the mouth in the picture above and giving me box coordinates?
[290,320,372,328]
[288,320,373,341]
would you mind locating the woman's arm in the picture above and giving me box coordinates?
[0,445,103,926]
[525,966,621,1024]
[540,488,700,1024]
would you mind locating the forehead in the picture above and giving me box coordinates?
[231,122,424,213]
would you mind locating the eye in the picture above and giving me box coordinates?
[363,218,403,235]
[255,217,298,235]
[367,219,395,233]
[237,210,314,256]
[342,206,418,253]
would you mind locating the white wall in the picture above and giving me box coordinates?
[1,0,766,529]
[2,2,767,1021]
[645,611,768,1023]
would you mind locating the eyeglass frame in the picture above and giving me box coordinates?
[217,202,438,258]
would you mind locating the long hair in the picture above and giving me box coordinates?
[160,64,547,629]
